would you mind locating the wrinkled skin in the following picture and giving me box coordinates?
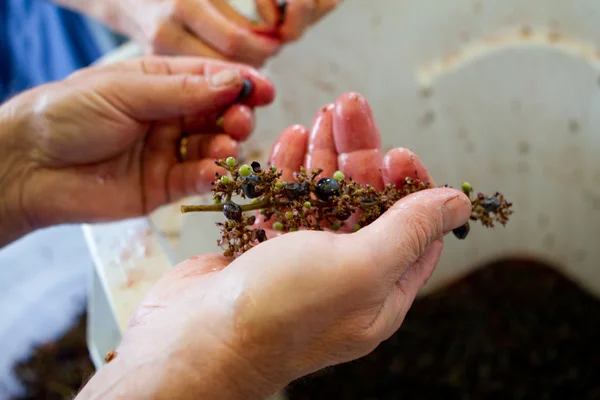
[78,93,472,400]
[56,0,341,67]
[0,56,275,246]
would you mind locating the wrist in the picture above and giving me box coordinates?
[0,101,39,247]
[76,341,282,400]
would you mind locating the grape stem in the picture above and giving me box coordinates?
[180,198,340,214]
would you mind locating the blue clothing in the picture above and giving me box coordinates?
[1,0,125,102]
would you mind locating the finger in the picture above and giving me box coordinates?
[210,0,277,34]
[312,0,340,22]
[168,158,227,201]
[333,92,384,189]
[257,0,280,26]
[95,69,248,121]
[74,56,276,106]
[221,104,255,141]
[183,104,255,141]
[178,0,280,66]
[346,188,471,282]
[279,0,314,41]
[268,124,309,181]
[185,133,239,161]
[152,21,228,59]
[382,148,435,187]
[304,103,337,179]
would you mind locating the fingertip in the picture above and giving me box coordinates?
[382,148,434,186]
[333,92,381,154]
[269,124,309,180]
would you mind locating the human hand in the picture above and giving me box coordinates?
[76,93,471,400]
[0,56,274,246]
[62,0,340,66]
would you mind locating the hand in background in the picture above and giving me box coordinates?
[0,56,274,245]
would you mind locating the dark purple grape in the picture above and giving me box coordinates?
[315,178,340,201]
[250,161,262,173]
[481,196,502,213]
[452,222,470,240]
[335,209,352,221]
[285,182,310,199]
[237,79,254,101]
[243,174,263,198]
[223,201,242,221]
[256,229,267,243]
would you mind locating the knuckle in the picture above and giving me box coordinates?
[402,209,441,256]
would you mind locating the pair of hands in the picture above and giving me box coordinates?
[58,0,340,67]
[0,56,470,398]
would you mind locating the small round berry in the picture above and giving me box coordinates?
[223,201,242,221]
[239,164,252,177]
[243,174,263,198]
[273,221,284,231]
[237,78,254,101]
[284,182,310,199]
[336,209,351,221]
[315,178,340,201]
[304,201,312,208]
[270,165,277,172]
[247,215,256,225]
[452,222,470,240]
[333,170,345,182]
[481,196,502,213]
[285,211,293,219]
[220,176,229,184]
[290,227,298,232]
[226,157,236,167]
[256,229,267,243]
[330,222,341,231]
[275,181,285,190]
[251,161,262,173]
[461,182,472,194]
[353,224,361,232]
[213,198,222,204]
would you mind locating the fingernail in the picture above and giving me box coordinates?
[236,79,254,101]
[442,195,471,233]
[209,69,239,88]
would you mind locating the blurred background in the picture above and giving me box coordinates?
[2,0,600,399]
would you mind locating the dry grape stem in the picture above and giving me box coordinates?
[180,158,514,258]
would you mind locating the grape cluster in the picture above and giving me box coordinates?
[180,158,514,259]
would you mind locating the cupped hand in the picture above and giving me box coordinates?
[0,56,274,241]
[94,93,471,400]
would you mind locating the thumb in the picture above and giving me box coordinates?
[95,69,248,121]
[349,187,471,282]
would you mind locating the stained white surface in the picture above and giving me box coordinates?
[0,226,89,398]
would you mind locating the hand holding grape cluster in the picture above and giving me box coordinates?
[180,157,513,258]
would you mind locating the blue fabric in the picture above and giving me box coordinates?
[0,0,120,102]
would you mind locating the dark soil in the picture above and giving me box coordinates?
[286,259,600,400]
[11,315,94,400]
[12,259,600,400]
